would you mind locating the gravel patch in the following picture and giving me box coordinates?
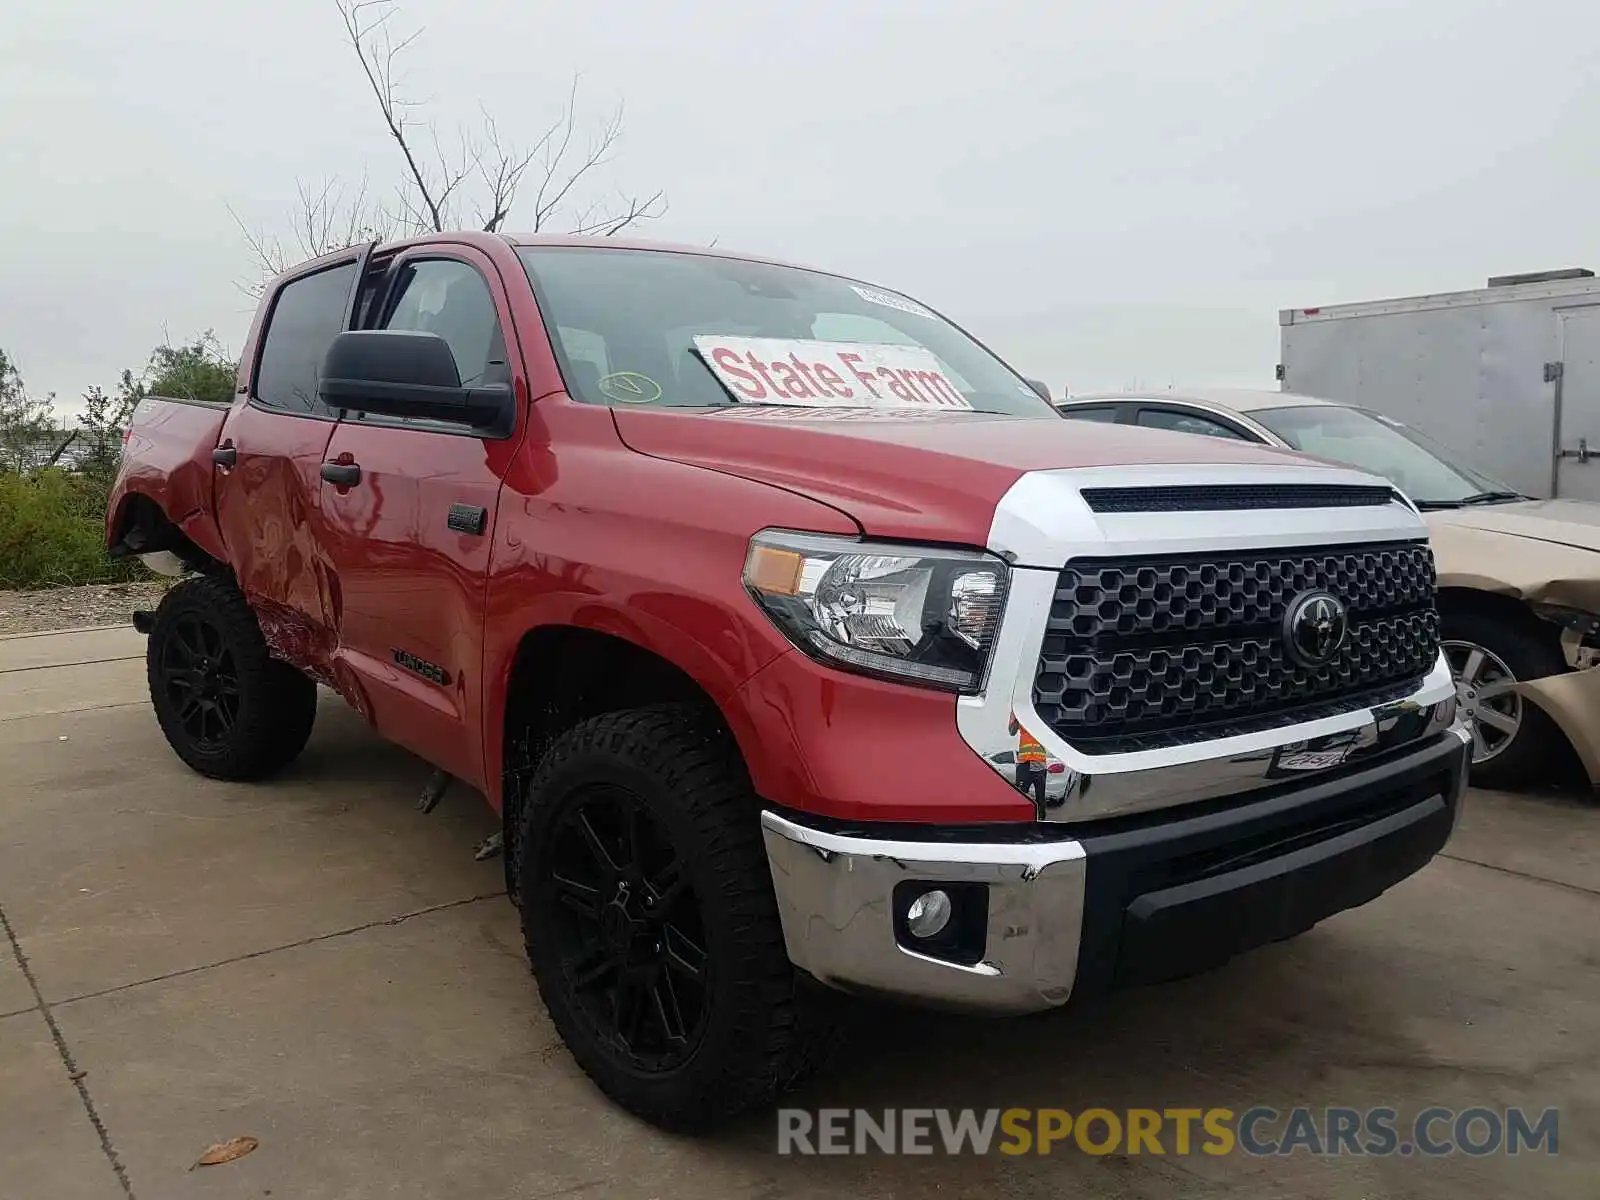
[0,580,172,637]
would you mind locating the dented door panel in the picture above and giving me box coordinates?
[316,422,510,788]
[212,404,340,683]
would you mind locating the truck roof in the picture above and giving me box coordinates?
[504,232,789,263]
[270,230,827,290]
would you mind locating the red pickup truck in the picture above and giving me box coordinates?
[109,232,1470,1129]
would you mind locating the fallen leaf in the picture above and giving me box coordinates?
[192,1136,259,1168]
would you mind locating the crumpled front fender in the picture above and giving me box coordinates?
[1514,665,1600,784]
[1432,521,1600,613]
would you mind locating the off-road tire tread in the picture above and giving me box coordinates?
[1442,602,1568,787]
[146,575,317,780]
[516,703,838,1131]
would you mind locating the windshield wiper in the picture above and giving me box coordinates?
[1413,491,1523,510]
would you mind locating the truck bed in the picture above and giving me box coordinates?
[107,395,233,562]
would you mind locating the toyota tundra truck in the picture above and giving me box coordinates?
[108,232,1471,1130]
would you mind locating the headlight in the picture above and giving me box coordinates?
[743,530,1009,692]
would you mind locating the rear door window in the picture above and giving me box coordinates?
[253,262,358,416]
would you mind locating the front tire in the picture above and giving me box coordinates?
[516,704,835,1131]
[1441,603,1568,788]
[146,575,317,780]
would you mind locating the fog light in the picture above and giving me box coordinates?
[906,889,953,939]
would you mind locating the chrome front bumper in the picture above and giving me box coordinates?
[762,723,1471,1014]
[760,812,1088,1014]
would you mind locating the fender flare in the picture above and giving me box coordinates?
[483,602,785,812]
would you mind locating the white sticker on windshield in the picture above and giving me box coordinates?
[709,405,978,423]
[693,336,973,410]
[851,285,937,319]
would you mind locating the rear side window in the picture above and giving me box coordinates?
[1136,407,1248,441]
[254,263,358,415]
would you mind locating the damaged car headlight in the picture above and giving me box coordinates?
[743,530,1009,692]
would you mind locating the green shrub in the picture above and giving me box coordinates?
[0,469,142,589]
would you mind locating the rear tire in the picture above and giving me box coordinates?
[516,704,836,1131]
[1441,603,1568,789]
[146,575,317,780]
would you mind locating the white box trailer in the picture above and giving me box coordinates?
[1278,268,1600,501]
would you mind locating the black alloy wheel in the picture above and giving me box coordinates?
[515,705,838,1130]
[157,613,243,748]
[144,574,318,780]
[543,784,711,1073]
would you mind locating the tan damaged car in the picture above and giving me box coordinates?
[1058,387,1600,789]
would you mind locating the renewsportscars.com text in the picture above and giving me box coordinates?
[776,1106,1559,1157]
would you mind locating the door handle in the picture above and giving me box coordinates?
[211,445,237,468]
[321,461,362,486]
[1559,438,1592,464]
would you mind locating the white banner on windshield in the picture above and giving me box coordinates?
[692,336,973,410]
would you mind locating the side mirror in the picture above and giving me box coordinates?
[319,330,513,433]
[1025,378,1052,402]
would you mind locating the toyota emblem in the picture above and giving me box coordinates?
[1283,589,1349,668]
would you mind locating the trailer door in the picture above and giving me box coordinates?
[1556,306,1600,500]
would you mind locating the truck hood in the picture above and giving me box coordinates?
[612,406,1325,546]
[1426,498,1600,553]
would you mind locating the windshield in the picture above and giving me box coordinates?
[515,247,1053,416]
[1252,404,1519,506]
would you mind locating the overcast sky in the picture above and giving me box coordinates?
[5,0,1600,413]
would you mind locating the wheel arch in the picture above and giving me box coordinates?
[1437,584,1585,783]
[1437,583,1533,620]
[493,621,772,897]
[1436,584,1566,657]
[108,490,226,574]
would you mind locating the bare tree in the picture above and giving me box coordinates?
[0,349,74,473]
[232,0,664,287]
[337,0,664,235]
[230,176,395,286]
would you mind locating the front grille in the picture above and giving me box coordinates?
[1079,484,1400,513]
[1032,541,1438,753]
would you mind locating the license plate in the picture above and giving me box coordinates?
[1269,731,1360,774]
[1274,747,1352,771]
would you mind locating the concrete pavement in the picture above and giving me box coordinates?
[2,625,1596,1198]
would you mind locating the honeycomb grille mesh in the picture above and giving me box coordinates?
[1032,541,1439,752]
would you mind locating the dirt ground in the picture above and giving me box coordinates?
[0,580,169,637]
[1,625,1596,1199]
